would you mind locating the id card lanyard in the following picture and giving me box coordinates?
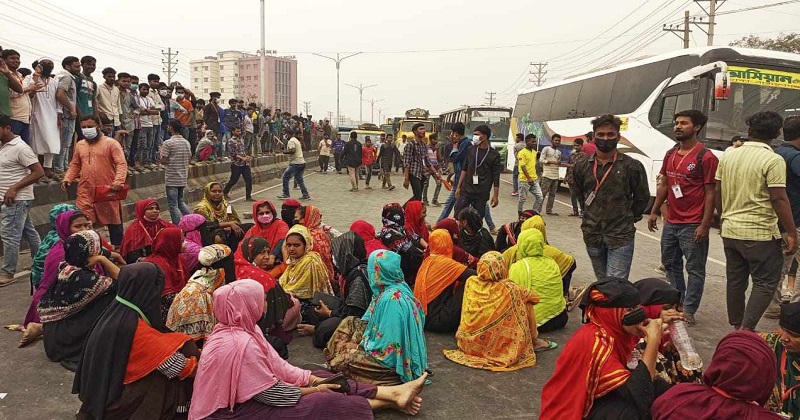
[473,146,489,185]
[669,144,699,199]
[585,152,617,207]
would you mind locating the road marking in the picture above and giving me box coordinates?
[501,178,726,267]
[0,393,7,399]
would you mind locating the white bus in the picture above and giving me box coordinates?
[511,47,800,202]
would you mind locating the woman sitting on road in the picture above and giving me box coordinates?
[244,200,289,265]
[494,209,538,252]
[189,279,427,420]
[29,204,78,291]
[194,182,246,251]
[457,207,495,259]
[350,220,385,256]
[378,203,425,285]
[298,205,336,285]
[74,262,200,420]
[38,230,120,371]
[142,227,188,324]
[443,251,540,371]
[325,250,429,386]
[279,225,333,324]
[120,199,173,264]
[414,229,475,333]
[178,214,208,274]
[404,200,430,246]
[432,218,477,268]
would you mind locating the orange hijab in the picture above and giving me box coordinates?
[414,229,467,313]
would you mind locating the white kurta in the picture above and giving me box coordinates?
[25,75,60,155]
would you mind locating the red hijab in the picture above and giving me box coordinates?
[120,199,172,257]
[404,200,429,242]
[143,227,187,296]
[432,218,477,268]
[244,200,289,249]
[350,220,385,256]
[233,236,278,292]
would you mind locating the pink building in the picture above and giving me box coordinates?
[238,55,298,114]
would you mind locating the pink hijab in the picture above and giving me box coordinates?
[189,280,310,420]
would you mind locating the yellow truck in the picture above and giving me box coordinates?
[396,108,435,144]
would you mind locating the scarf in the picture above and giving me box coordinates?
[651,331,780,420]
[331,232,367,296]
[244,200,289,249]
[432,218,477,268]
[38,230,114,323]
[379,202,415,252]
[194,182,238,223]
[233,236,277,292]
[120,199,171,258]
[414,229,467,313]
[350,220,385,256]
[189,280,311,420]
[404,200,429,242]
[360,250,428,383]
[280,225,332,299]
[178,214,207,273]
[143,227,187,296]
[458,207,495,258]
[508,229,565,325]
[300,205,335,281]
[30,204,77,290]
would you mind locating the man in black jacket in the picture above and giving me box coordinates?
[341,131,363,192]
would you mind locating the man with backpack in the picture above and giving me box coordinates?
[648,110,719,326]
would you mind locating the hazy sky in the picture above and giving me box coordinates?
[1,0,798,120]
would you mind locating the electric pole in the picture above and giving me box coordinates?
[161,48,179,84]
[663,11,692,48]
[484,92,496,107]
[345,82,377,124]
[327,111,334,122]
[303,101,311,116]
[364,98,384,124]
[529,62,548,87]
[694,0,724,45]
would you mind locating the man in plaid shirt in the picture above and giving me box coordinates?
[403,123,436,201]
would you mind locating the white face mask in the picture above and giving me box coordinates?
[472,134,481,145]
[81,127,99,139]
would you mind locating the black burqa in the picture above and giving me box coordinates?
[73,262,166,420]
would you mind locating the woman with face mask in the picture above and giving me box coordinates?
[244,200,289,266]
[121,199,173,264]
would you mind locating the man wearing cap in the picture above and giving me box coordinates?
[762,301,800,419]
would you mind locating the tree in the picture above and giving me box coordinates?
[730,33,800,54]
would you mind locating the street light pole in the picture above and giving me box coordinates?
[312,52,362,127]
[364,98,384,123]
[345,82,377,124]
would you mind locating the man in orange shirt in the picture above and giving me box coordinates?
[173,85,194,139]
[362,136,377,189]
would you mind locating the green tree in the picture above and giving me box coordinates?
[729,33,800,54]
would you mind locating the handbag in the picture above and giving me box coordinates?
[94,184,130,203]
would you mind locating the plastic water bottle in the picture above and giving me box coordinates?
[669,320,703,370]
[627,344,643,370]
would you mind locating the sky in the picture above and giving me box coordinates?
[1,0,798,121]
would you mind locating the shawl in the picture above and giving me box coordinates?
[361,250,428,383]
[194,182,240,223]
[143,227,187,296]
[244,200,289,250]
[189,280,311,420]
[178,213,207,273]
[414,229,468,314]
[234,236,277,292]
[652,331,780,420]
[166,244,231,340]
[404,200,429,242]
[38,230,114,323]
[540,280,642,419]
[74,262,190,420]
[443,251,538,371]
[120,199,172,258]
[458,207,495,258]
[350,220,385,255]
[508,229,565,326]
[30,204,77,290]
[280,225,332,299]
[432,218,477,268]
[301,205,335,281]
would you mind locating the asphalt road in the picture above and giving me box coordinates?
[0,169,780,420]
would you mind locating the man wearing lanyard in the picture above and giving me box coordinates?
[762,301,800,419]
[454,124,502,222]
[572,114,649,281]
[647,110,718,326]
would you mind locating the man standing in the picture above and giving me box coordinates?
[317,134,332,173]
[572,114,649,281]
[423,133,442,206]
[133,83,158,168]
[378,133,399,190]
[116,73,137,162]
[160,119,192,224]
[716,111,796,331]
[403,123,435,201]
[362,136,377,190]
[95,67,119,131]
[146,75,165,155]
[25,59,58,179]
[454,125,502,221]
[76,56,97,119]
[511,133,525,197]
[204,92,222,136]
[539,134,563,215]
[775,116,800,307]
[2,50,30,144]
[222,126,253,201]
[173,85,195,139]
[564,138,587,217]
[647,110,718,325]
[277,129,310,200]
[397,134,408,173]
[517,134,544,215]
[438,122,470,221]
[332,133,345,174]
[54,56,80,173]
[341,131,363,192]
[0,114,43,286]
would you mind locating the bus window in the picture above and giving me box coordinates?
[708,83,800,144]
[530,88,556,121]
[659,93,694,125]
[610,61,670,115]
[576,73,616,117]
[551,82,583,120]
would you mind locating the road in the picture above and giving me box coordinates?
[0,169,779,420]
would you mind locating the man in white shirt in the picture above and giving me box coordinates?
[277,129,310,200]
[0,114,44,286]
[95,67,120,129]
[538,134,563,215]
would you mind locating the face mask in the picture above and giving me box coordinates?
[257,214,274,225]
[472,134,481,145]
[81,127,99,139]
[595,139,618,153]
[175,92,184,99]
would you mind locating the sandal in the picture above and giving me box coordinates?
[535,340,558,353]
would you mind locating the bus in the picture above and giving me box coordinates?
[512,46,800,199]
[440,106,513,163]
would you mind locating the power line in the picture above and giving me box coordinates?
[717,0,800,15]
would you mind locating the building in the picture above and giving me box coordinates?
[190,51,298,114]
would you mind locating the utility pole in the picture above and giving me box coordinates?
[259,0,266,106]
[529,62,548,87]
[484,92,496,107]
[364,98,384,124]
[345,82,377,124]
[302,101,311,116]
[327,111,334,122]
[663,11,692,48]
[161,47,179,84]
[312,52,363,128]
[694,0,725,45]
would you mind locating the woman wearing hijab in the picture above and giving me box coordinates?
[121,199,173,264]
[29,203,78,291]
[378,203,425,285]
[39,230,120,371]
[652,331,781,420]
[244,200,289,264]
[350,220,385,256]
[443,251,539,371]
[195,130,217,162]
[178,214,208,274]
[194,182,245,250]
[280,225,333,323]
[167,244,231,346]
[457,207,495,259]
[298,205,336,283]
[281,199,303,228]
[404,200,430,245]
[325,250,429,386]
[73,263,200,420]
[189,280,428,420]
[143,227,188,324]
[432,218,477,268]
[414,229,475,333]
[494,209,538,252]
[540,277,665,420]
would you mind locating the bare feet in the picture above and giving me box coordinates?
[296,324,315,336]
[394,372,428,415]
[18,322,43,347]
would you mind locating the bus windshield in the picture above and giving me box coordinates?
[400,121,433,132]
[468,109,511,140]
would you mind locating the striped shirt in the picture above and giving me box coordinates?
[160,135,191,187]
[716,141,786,241]
[253,381,302,407]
